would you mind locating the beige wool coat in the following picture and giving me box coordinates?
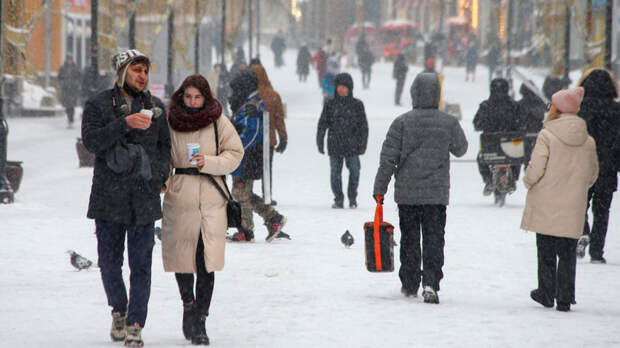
[520,114,599,239]
[162,116,243,273]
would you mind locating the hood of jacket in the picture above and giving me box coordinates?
[334,73,354,97]
[410,72,440,109]
[544,114,589,146]
[578,68,619,99]
[250,64,273,90]
[490,78,510,100]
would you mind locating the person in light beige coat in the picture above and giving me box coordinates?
[521,87,598,312]
[162,75,243,344]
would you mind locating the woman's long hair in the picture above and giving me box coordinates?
[169,74,215,110]
[546,104,561,122]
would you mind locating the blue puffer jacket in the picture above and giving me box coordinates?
[231,91,266,179]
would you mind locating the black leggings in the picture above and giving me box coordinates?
[175,236,215,317]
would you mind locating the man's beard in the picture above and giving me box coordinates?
[123,81,143,98]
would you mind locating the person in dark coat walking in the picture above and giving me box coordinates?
[543,65,571,101]
[465,41,478,82]
[81,49,171,346]
[486,42,500,84]
[517,82,546,168]
[317,73,368,209]
[358,46,374,89]
[312,40,330,88]
[373,72,468,303]
[473,78,521,195]
[393,53,408,106]
[227,70,288,243]
[271,29,286,68]
[296,44,312,82]
[575,68,620,263]
[58,56,82,127]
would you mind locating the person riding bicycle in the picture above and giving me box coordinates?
[473,78,522,195]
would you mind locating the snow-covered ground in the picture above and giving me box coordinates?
[1,48,619,348]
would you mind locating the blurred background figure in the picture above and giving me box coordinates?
[465,40,478,82]
[57,55,82,128]
[393,53,408,106]
[271,29,287,68]
[296,43,312,82]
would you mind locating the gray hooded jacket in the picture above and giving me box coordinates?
[373,73,468,205]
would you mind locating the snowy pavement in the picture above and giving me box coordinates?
[1,49,619,347]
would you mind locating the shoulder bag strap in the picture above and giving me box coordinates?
[204,119,234,201]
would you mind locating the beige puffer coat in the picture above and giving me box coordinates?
[162,116,243,273]
[520,114,598,239]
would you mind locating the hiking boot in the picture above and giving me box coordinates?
[422,286,439,304]
[191,316,210,345]
[274,231,291,240]
[590,257,607,264]
[401,287,418,298]
[576,235,589,259]
[124,323,143,347]
[530,288,554,308]
[556,302,571,312]
[332,201,344,209]
[265,214,287,243]
[483,182,494,196]
[110,312,127,342]
[227,228,254,242]
[349,200,358,209]
[182,302,195,340]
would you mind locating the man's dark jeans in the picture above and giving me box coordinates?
[95,219,155,327]
[398,204,446,292]
[329,155,360,204]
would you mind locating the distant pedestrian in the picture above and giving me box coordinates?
[517,82,546,168]
[271,29,286,68]
[522,87,598,312]
[542,64,570,101]
[575,68,620,264]
[162,74,243,344]
[317,72,368,209]
[358,46,374,89]
[393,53,408,106]
[312,39,331,88]
[81,49,171,346]
[58,56,82,127]
[296,44,312,82]
[373,72,468,304]
[465,41,478,82]
[487,42,500,84]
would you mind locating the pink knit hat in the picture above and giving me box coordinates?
[551,87,585,114]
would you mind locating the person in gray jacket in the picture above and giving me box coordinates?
[373,72,468,304]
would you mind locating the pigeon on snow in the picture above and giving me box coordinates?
[67,250,94,271]
[341,230,354,248]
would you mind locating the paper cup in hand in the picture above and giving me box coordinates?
[187,143,200,165]
[140,109,153,119]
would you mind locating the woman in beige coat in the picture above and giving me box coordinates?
[521,87,598,312]
[162,75,243,344]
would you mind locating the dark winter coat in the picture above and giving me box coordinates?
[517,83,546,133]
[465,44,478,69]
[229,71,265,180]
[542,76,570,101]
[317,73,368,157]
[473,78,521,133]
[393,55,408,81]
[577,68,620,192]
[81,86,171,225]
[271,35,286,55]
[358,49,374,71]
[297,46,312,75]
[58,61,82,108]
[374,73,468,205]
[487,45,499,69]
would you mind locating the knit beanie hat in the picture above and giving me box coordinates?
[111,49,150,89]
[551,87,584,114]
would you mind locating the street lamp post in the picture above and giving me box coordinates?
[166,4,174,99]
[0,0,15,204]
[129,0,136,49]
[221,0,226,65]
[565,4,571,82]
[89,0,99,99]
[195,0,200,74]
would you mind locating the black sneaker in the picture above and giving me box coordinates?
[590,257,607,264]
[265,214,287,242]
[401,287,418,298]
[349,200,358,209]
[530,288,554,308]
[422,286,439,304]
[556,302,571,312]
[182,302,195,340]
[227,228,254,242]
[275,231,291,240]
[191,316,210,345]
[576,235,589,259]
[110,312,127,342]
[332,202,344,209]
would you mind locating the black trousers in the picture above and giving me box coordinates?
[583,187,614,259]
[395,78,405,105]
[536,233,577,304]
[66,106,75,124]
[398,204,446,292]
[175,236,215,317]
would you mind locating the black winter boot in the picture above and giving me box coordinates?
[530,288,554,308]
[191,315,210,345]
[182,302,195,340]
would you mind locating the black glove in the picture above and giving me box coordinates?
[318,146,324,155]
[275,141,287,153]
[373,195,384,204]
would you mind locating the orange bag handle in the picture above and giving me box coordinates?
[373,195,384,270]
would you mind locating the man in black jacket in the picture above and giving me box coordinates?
[473,78,521,195]
[517,82,546,168]
[81,49,170,346]
[317,72,368,208]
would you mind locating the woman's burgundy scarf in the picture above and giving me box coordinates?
[168,99,222,132]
